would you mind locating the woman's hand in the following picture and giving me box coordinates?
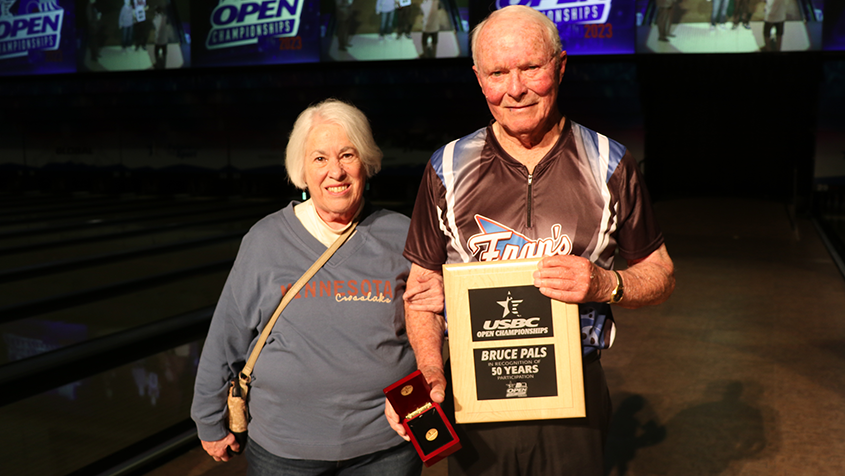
[201,432,240,462]
[403,271,444,313]
[384,398,410,441]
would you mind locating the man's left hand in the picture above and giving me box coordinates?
[533,255,613,304]
[533,244,675,308]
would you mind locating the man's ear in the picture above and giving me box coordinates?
[558,51,568,83]
[473,65,483,89]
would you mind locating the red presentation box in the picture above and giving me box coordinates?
[384,370,461,467]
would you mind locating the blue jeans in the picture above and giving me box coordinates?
[245,438,422,476]
[711,0,729,25]
[379,11,395,36]
[121,26,133,48]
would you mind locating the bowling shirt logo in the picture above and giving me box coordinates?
[467,215,572,262]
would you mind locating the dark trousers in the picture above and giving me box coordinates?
[396,6,413,36]
[121,26,133,48]
[733,0,753,23]
[421,32,438,58]
[445,355,612,476]
[134,21,149,49]
[154,44,167,69]
[336,7,351,48]
[656,6,673,39]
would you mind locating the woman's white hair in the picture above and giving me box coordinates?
[285,99,383,190]
[470,5,562,68]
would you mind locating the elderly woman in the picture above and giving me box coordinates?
[191,99,436,475]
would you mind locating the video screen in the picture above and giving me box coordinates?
[822,0,844,50]
[635,0,823,53]
[321,0,469,62]
[468,0,636,55]
[0,0,78,76]
[190,0,321,67]
[76,0,190,72]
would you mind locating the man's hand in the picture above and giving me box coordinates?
[201,433,240,462]
[404,272,444,313]
[390,263,450,440]
[404,265,448,401]
[533,244,675,308]
[420,364,447,403]
[533,254,612,304]
[384,364,447,441]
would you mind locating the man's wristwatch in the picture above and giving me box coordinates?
[608,270,624,304]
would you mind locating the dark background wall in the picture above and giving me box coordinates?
[1,50,843,476]
[638,53,822,203]
[0,52,839,210]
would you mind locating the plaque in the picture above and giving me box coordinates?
[384,370,461,466]
[443,258,585,423]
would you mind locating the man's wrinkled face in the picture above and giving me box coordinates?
[473,17,565,140]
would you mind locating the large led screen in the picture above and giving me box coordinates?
[190,0,321,67]
[0,0,78,76]
[75,0,190,72]
[3,0,842,77]
[469,0,637,55]
[321,0,469,62]
[635,0,822,53]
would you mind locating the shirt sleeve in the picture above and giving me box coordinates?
[403,162,449,271]
[190,236,259,443]
[611,150,665,261]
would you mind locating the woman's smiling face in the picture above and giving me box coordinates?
[304,121,366,229]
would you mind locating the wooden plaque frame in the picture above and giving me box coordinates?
[443,258,585,424]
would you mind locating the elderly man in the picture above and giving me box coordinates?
[388,5,675,476]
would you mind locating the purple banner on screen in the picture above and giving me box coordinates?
[0,0,77,75]
[487,0,635,55]
[192,0,319,67]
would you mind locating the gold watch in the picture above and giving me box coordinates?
[609,270,624,304]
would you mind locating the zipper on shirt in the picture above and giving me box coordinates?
[527,173,534,229]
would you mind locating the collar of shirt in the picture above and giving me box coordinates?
[294,199,361,247]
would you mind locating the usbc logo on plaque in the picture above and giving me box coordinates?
[468,285,554,342]
[506,382,528,398]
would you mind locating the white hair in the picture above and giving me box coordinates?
[285,99,383,190]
